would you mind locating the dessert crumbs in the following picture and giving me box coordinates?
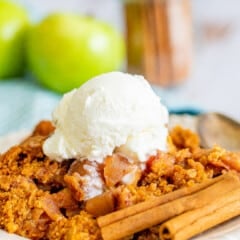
[0,121,239,240]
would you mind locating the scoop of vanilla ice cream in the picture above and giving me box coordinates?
[43,71,169,163]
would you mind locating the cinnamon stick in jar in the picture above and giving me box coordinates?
[124,0,193,87]
[141,0,159,84]
[152,0,172,86]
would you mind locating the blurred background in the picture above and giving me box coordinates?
[0,0,240,135]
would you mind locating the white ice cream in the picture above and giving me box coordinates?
[43,71,169,163]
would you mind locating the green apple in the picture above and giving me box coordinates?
[0,1,29,78]
[27,14,126,93]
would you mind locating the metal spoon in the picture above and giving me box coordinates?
[198,112,240,150]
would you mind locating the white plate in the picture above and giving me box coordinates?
[193,216,240,239]
[0,217,240,239]
[0,230,28,239]
[1,130,240,239]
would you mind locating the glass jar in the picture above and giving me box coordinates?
[123,0,193,87]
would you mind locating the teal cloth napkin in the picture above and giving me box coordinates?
[0,78,61,136]
[0,78,201,136]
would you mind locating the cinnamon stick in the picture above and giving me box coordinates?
[98,173,224,227]
[98,173,240,240]
[85,191,115,217]
[160,187,240,240]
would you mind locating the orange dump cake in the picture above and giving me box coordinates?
[0,121,240,240]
